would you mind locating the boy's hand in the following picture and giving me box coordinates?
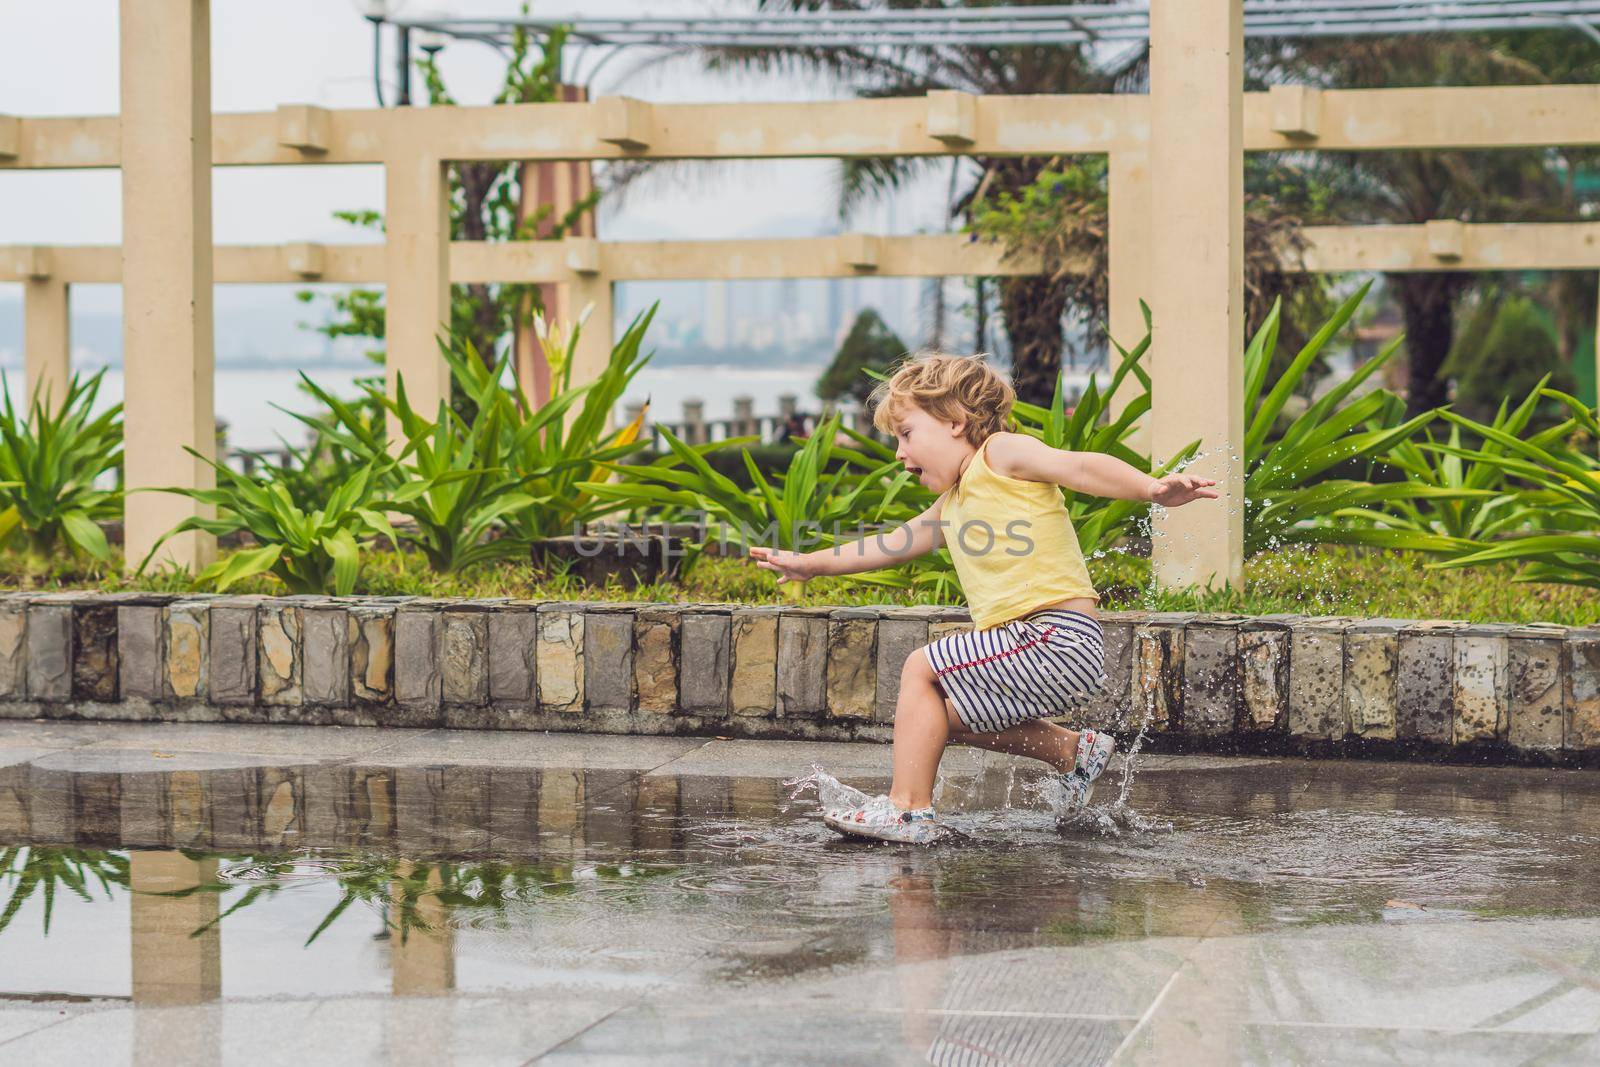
[1148,473,1219,508]
[748,545,817,585]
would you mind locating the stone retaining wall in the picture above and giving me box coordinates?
[1,591,1596,764]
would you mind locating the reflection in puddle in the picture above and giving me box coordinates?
[1,753,1599,1064]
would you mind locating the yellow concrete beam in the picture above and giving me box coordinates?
[384,154,451,448]
[10,85,1600,170]
[0,94,1140,168]
[1242,84,1600,152]
[13,223,1600,289]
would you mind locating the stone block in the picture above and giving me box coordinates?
[826,612,877,721]
[927,620,973,645]
[536,607,584,713]
[1508,629,1564,753]
[1397,621,1455,744]
[1079,614,1139,730]
[208,599,260,706]
[1181,618,1242,737]
[349,604,395,706]
[117,605,164,704]
[394,606,443,717]
[1132,619,1186,733]
[163,600,209,703]
[875,618,928,723]
[71,601,118,703]
[1453,625,1510,745]
[776,612,828,719]
[488,608,538,706]
[1288,617,1349,741]
[303,606,352,706]
[1344,621,1403,741]
[258,602,303,706]
[633,607,680,714]
[1562,629,1600,753]
[730,608,779,717]
[680,613,732,715]
[583,610,634,713]
[25,602,71,702]
[0,599,24,699]
[1238,618,1294,733]
[441,611,489,706]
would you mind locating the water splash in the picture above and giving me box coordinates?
[783,765,871,813]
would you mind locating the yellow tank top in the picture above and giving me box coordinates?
[940,437,1099,630]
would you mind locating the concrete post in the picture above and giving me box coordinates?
[384,153,451,450]
[23,277,70,410]
[119,0,216,573]
[1106,147,1152,442]
[1148,0,1246,590]
[682,399,706,445]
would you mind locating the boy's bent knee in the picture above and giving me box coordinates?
[902,647,938,687]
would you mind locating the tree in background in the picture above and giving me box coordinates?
[1259,34,1583,416]
[687,0,1141,406]
[816,308,907,406]
[297,20,596,382]
[1444,288,1578,424]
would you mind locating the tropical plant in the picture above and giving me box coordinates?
[138,456,399,595]
[0,370,123,560]
[1369,379,1565,542]
[580,412,909,577]
[1425,390,1600,589]
[291,307,658,572]
[1240,283,1466,555]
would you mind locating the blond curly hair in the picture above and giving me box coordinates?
[869,352,1016,446]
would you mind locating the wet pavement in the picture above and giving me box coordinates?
[1,721,1598,1065]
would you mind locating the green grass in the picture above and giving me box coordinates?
[1,543,1595,626]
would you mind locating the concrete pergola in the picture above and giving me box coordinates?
[4,0,1599,588]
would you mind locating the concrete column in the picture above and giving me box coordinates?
[1106,146,1153,441]
[129,850,221,1005]
[23,277,70,409]
[120,0,216,573]
[384,154,451,450]
[1148,0,1246,590]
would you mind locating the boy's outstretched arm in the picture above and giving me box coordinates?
[748,498,945,585]
[986,433,1219,507]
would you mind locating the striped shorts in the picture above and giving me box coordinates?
[924,609,1106,734]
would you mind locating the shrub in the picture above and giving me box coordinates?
[0,370,122,560]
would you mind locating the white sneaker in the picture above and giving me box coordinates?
[822,794,944,844]
[1046,729,1117,818]
[1075,729,1116,786]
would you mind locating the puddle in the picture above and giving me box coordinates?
[2,753,1599,1006]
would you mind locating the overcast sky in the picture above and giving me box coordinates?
[0,1,958,315]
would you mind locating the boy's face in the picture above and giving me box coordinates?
[892,403,973,493]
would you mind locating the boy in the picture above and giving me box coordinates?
[748,354,1216,843]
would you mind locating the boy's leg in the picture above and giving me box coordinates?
[945,716,1080,773]
[887,650,952,811]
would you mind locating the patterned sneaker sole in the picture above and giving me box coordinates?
[822,811,942,845]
